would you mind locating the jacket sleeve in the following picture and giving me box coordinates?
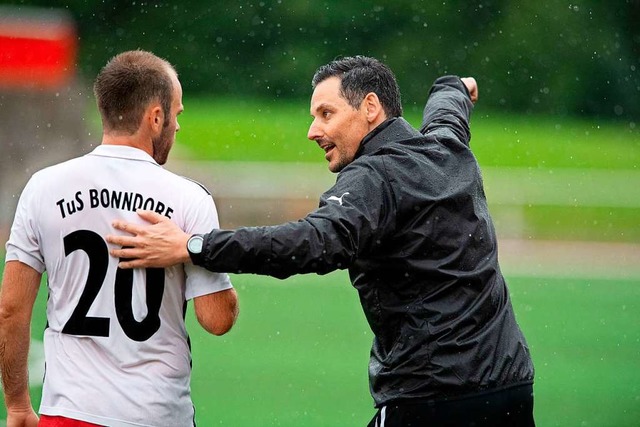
[419,75,473,146]
[196,160,395,279]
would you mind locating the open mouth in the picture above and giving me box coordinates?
[318,141,335,159]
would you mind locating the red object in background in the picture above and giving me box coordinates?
[0,8,77,89]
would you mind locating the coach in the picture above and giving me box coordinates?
[108,56,535,426]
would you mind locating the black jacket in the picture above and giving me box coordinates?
[196,76,534,406]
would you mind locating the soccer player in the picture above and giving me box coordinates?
[0,50,238,427]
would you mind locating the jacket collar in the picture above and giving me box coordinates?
[356,117,422,158]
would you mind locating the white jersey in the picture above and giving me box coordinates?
[5,145,232,427]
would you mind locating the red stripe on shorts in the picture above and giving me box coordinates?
[38,415,103,427]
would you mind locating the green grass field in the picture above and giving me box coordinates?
[2,100,639,425]
[175,96,639,170]
[1,271,639,426]
[187,273,640,427]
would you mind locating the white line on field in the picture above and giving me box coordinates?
[166,161,640,208]
[498,239,640,280]
[28,338,45,387]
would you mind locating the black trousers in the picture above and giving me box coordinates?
[367,384,535,427]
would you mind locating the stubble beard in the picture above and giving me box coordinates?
[152,125,173,165]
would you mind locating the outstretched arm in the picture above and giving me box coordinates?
[108,159,393,279]
[0,261,41,427]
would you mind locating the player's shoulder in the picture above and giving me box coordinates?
[29,154,88,183]
[178,175,212,196]
[157,168,212,197]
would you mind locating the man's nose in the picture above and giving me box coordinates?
[307,120,321,141]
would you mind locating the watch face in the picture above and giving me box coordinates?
[188,235,204,254]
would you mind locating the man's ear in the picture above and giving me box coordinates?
[148,104,164,134]
[363,92,385,124]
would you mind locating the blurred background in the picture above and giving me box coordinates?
[0,1,639,426]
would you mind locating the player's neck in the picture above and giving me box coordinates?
[102,131,154,158]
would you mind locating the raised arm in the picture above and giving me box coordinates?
[419,75,478,145]
[0,261,41,427]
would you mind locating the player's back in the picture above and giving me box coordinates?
[7,145,220,427]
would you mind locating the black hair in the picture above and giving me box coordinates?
[311,55,402,117]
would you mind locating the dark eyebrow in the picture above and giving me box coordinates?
[311,102,333,114]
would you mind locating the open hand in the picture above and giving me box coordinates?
[106,210,191,269]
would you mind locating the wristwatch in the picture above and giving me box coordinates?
[187,234,204,264]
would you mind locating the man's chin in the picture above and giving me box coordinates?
[328,161,344,173]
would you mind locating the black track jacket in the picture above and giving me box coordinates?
[195,76,535,406]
